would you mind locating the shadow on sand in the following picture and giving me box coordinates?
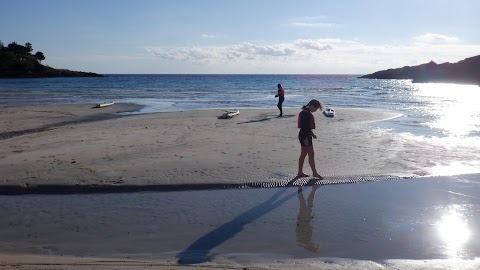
[236,114,295,124]
[177,178,319,264]
[0,111,132,141]
[176,178,316,264]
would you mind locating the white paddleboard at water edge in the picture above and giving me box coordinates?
[95,102,115,108]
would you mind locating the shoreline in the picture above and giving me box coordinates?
[0,104,422,190]
[0,174,408,195]
[0,103,445,190]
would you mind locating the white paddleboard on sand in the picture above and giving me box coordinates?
[95,101,115,108]
[219,109,239,119]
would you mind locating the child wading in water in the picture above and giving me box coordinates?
[297,99,325,179]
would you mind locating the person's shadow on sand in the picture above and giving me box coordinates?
[176,187,297,264]
[296,184,320,252]
[236,114,295,124]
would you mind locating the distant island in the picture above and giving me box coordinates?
[360,55,480,86]
[0,41,103,78]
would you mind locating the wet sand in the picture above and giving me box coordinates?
[0,103,437,192]
[1,174,480,270]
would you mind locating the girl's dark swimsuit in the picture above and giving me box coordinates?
[298,109,316,146]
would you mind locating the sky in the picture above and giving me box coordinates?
[1,0,480,74]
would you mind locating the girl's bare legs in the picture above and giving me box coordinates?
[297,146,309,177]
[298,136,323,179]
[306,147,323,179]
[298,137,323,179]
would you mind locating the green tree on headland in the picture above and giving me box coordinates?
[25,42,33,53]
[0,41,102,78]
[34,51,46,63]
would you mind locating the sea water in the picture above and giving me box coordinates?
[1,74,479,175]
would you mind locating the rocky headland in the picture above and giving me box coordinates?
[360,55,480,85]
[0,41,103,78]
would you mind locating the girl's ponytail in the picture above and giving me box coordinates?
[302,99,323,111]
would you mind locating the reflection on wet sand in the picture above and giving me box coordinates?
[296,184,320,252]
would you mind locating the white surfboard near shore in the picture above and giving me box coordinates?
[95,102,115,108]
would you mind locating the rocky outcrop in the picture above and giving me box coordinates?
[360,55,480,85]
[0,63,103,78]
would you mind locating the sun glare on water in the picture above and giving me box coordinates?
[436,208,471,257]
[414,83,480,136]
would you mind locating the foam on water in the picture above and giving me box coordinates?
[396,132,480,175]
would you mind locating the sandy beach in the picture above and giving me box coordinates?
[1,103,480,269]
[0,103,432,191]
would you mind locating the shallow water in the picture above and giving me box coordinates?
[2,75,479,177]
[1,75,479,138]
[1,174,480,268]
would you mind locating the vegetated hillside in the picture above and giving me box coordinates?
[0,41,103,78]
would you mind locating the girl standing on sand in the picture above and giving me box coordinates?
[297,99,325,179]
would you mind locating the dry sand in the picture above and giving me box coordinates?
[0,103,434,190]
[0,103,431,190]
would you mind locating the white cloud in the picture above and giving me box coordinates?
[201,34,216,39]
[290,16,335,28]
[292,22,335,28]
[145,42,298,63]
[234,42,295,56]
[145,46,217,61]
[295,39,334,51]
[414,33,459,44]
[143,39,480,74]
